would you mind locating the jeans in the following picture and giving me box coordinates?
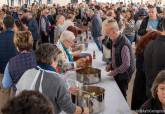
[93,37,102,51]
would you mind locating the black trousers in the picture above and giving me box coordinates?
[114,76,129,100]
[41,32,49,43]
[49,30,54,44]
[131,70,147,110]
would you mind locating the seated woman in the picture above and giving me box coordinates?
[56,30,89,71]
[16,43,89,114]
[2,31,37,90]
[139,70,165,114]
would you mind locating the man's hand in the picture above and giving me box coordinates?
[105,64,113,72]
[108,71,114,77]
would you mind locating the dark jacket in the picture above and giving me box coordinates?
[144,35,165,98]
[138,16,162,36]
[91,14,102,38]
[40,16,50,33]
[0,29,17,73]
[131,54,147,110]
[114,35,135,81]
[47,15,55,26]
[8,52,37,84]
[139,98,164,114]
[28,18,40,40]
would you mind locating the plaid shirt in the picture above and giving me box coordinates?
[110,44,130,76]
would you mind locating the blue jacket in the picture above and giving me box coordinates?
[28,18,40,40]
[0,29,17,73]
[91,14,102,38]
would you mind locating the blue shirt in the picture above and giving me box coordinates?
[147,19,159,30]
[2,63,13,89]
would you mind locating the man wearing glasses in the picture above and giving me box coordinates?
[103,19,135,99]
[40,8,51,43]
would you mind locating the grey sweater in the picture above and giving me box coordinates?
[16,68,76,114]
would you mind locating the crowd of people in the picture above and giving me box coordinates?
[0,1,165,114]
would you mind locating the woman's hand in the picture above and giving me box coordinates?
[72,50,81,57]
[68,86,79,94]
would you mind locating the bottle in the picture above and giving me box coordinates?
[84,38,88,50]
[57,60,63,73]
[93,51,96,59]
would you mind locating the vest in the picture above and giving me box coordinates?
[0,29,17,73]
[114,35,135,80]
[8,52,37,84]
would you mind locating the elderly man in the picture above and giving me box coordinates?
[40,8,51,43]
[87,9,102,51]
[103,19,135,99]
[16,43,89,114]
[138,5,162,36]
[54,15,66,43]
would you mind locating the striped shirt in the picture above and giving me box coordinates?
[110,45,130,76]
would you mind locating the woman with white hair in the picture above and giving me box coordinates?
[57,30,86,70]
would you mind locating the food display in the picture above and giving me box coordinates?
[71,85,105,114]
[76,67,101,84]
[74,53,92,69]
[77,67,98,74]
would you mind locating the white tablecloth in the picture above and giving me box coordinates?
[63,42,132,114]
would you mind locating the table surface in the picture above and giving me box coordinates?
[62,42,132,114]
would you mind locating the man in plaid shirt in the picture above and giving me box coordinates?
[103,19,135,99]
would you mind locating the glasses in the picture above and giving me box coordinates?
[66,40,74,45]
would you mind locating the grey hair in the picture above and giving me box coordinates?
[59,30,75,43]
[35,43,61,65]
[102,18,119,35]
